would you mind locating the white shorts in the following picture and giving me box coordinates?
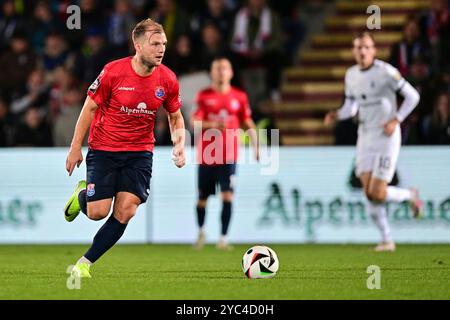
[355,126,401,182]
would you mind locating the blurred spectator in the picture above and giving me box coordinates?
[230,0,284,106]
[48,66,77,119]
[423,92,450,144]
[53,86,84,146]
[13,107,53,147]
[164,34,200,76]
[197,23,231,71]
[29,0,62,54]
[10,69,49,116]
[108,0,136,57]
[0,98,15,146]
[0,31,37,98]
[403,56,436,144]
[271,0,305,65]
[129,0,151,20]
[0,0,25,50]
[80,27,111,86]
[41,32,77,80]
[420,0,450,73]
[79,0,106,34]
[390,16,430,77]
[149,0,190,49]
[190,0,234,45]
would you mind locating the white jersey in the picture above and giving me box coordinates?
[344,59,405,135]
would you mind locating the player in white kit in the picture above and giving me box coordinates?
[325,32,424,252]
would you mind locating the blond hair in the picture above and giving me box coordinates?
[132,18,164,43]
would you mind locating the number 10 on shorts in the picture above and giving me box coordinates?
[378,156,391,170]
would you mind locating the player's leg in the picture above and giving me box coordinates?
[366,177,396,251]
[64,149,116,222]
[369,150,423,218]
[195,197,208,249]
[78,191,140,275]
[194,165,216,249]
[72,151,150,278]
[217,164,236,250]
[360,172,395,251]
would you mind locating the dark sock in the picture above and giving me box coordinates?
[78,189,87,215]
[221,201,232,236]
[84,215,127,263]
[196,205,206,228]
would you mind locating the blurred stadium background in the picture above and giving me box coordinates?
[0,0,449,245]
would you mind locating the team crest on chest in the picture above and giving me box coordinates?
[155,86,165,99]
[230,99,240,111]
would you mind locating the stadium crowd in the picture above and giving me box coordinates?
[388,1,450,145]
[0,0,448,147]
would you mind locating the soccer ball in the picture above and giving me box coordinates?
[242,245,279,279]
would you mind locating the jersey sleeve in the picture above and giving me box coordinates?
[163,76,182,113]
[344,70,354,99]
[192,92,206,120]
[238,92,252,122]
[87,66,112,107]
[385,63,406,92]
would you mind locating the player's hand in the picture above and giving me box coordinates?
[324,111,337,125]
[383,118,399,136]
[215,121,226,130]
[66,146,83,176]
[172,143,185,168]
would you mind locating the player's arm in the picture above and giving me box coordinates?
[168,109,186,168]
[325,71,358,125]
[242,118,259,161]
[324,97,359,125]
[383,68,420,136]
[66,96,98,176]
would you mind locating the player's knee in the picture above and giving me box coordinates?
[368,188,386,202]
[87,207,109,221]
[221,192,233,202]
[197,198,207,208]
[114,205,137,224]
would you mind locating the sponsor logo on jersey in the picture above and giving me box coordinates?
[118,86,135,91]
[155,86,165,99]
[120,103,155,116]
[87,184,95,197]
[205,99,217,106]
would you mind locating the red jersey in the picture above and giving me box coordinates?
[194,86,252,165]
[87,57,181,152]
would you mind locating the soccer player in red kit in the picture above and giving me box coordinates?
[63,19,185,278]
[192,57,259,250]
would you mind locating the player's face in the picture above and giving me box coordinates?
[210,59,233,85]
[352,36,376,68]
[138,32,167,68]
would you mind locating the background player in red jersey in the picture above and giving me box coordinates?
[63,19,185,278]
[192,57,259,250]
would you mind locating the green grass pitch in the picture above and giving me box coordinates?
[0,244,448,299]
